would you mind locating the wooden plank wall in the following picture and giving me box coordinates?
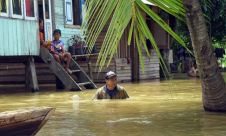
[77,58,116,83]
[115,58,131,82]
[115,27,132,82]
[0,61,116,84]
[151,21,169,49]
[78,24,116,83]
[147,7,170,50]
[116,27,130,58]
[0,63,55,84]
[139,50,160,80]
[0,18,39,56]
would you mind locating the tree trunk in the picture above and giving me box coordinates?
[183,0,226,111]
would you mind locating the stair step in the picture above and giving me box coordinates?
[78,82,92,86]
[71,70,81,73]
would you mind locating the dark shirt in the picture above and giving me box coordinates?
[93,85,129,100]
[105,85,118,99]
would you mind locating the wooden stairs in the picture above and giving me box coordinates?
[39,47,97,91]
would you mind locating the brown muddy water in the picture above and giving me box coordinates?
[1,79,226,136]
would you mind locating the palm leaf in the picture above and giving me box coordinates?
[145,0,185,21]
[81,0,119,53]
[82,0,187,73]
[135,4,169,75]
[97,0,132,69]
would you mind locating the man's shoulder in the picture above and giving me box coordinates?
[116,85,129,99]
[97,86,105,92]
[97,85,125,92]
[93,86,106,100]
[116,85,126,91]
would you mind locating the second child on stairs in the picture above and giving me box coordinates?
[50,29,72,74]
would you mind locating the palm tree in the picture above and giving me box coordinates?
[183,0,226,111]
[82,0,226,111]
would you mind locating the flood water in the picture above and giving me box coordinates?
[1,79,226,136]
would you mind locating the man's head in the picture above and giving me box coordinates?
[53,29,61,40]
[105,71,117,90]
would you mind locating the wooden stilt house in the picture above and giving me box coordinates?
[0,0,173,91]
[0,0,40,91]
[0,0,96,91]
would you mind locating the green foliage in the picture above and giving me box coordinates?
[172,0,226,58]
[172,21,191,49]
[212,37,226,68]
[68,35,86,47]
[209,0,226,40]
[212,37,226,49]
[82,0,186,72]
[199,0,226,40]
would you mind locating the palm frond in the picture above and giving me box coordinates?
[146,0,185,21]
[97,0,132,69]
[135,4,168,74]
[201,0,214,26]
[82,0,187,72]
[81,0,119,53]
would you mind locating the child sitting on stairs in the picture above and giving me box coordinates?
[50,29,72,74]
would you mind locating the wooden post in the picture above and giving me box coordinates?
[55,76,65,90]
[25,57,39,92]
[130,42,139,81]
[88,59,93,80]
[160,49,171,79]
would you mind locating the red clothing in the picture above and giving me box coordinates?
[26,0,32,16]
[39,31,44,45]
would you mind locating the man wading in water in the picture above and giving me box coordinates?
[93,71,129,100]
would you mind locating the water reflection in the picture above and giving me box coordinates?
[1,79,226,136]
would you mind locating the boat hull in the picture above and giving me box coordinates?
[0,107,54,136]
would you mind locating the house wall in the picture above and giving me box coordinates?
[148,16,170,49]
[51,0,81,50]
[81,27,116,83]
[139,50,160,80]
[0,62,55,84]
[115,26,160,81]
[116,45,160,81]
[115,58,131,82]
[115,28,132,82]
[0,18,39,56]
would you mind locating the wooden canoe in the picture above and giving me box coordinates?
[0,107,54,136]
